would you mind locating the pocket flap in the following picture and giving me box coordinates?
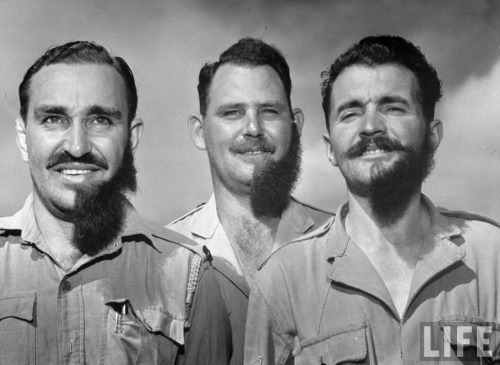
[0,293,36,322]
[106,299,185,345]
[297,322,367,364]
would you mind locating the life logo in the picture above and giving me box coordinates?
[420,321,499,362]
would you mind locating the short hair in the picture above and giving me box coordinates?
[321,35,442,131]
[197,37,292,116]
[19,41,138,122]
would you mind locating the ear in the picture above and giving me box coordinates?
[292,108,304,135]
[129,118,144,152]
[15,117,29,163]
[428,119,443,152]
[323,133,338,167]
[187,113,207,150]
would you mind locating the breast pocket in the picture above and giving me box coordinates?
[438,316,500,364]
[0,293,36,365]
[101,299,179,365]
[294,322,368,365]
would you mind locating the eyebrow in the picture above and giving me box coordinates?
[33,105,68,119]
[33,105,122,120]
[86,105,122,120]
[214,101,287,114]
[335,95,411,115]
[378,95,411,107]
[335,100,364,116]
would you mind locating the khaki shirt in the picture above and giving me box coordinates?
[245,196,500,364]
[0,195,231,364]
[168,196,333,365]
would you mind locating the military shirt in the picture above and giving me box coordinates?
[245,195,500,364]
[0,195,231,364]
[168,195,333,365]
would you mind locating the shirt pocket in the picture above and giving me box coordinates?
[437,316,500,363]
[100,299,179,365]
[0,293,36,365]
[294,322,368,365]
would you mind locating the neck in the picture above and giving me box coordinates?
[32,193,83,270]
[345,189,430,251]
[213,184,283,280]
[214,186,281,232]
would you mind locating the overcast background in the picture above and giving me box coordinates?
[1,0,499,224]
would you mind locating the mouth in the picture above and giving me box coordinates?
[59,169,95,175]
[362,148,388,156]
[239,150,273,155]
[52,164,102,177]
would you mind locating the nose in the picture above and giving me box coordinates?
[243,111,264,137]
[360,108,387,137]
[62,123,92,158]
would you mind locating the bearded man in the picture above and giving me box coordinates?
[245,35,500,364]
[0,41,230,364]
[168,37,332,365]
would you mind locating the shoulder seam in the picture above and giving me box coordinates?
[438,208,500,229]
[167,203,206,227]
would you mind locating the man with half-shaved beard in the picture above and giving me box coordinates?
[168,37,332,364]
[0,41,230,364]
[245,35,500,364]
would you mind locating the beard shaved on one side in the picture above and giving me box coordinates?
[369,127,436,224]
[250,123,302,217]
[70,141,137,255]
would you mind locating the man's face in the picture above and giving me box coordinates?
[191,64,303,194]
[17,63,141,219]
[324,64,440,192]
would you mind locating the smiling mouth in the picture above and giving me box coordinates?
[240,150,273,155]
[59,169,95,175]
[362,149,388,156]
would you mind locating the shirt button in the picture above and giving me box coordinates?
[62,281,72,291]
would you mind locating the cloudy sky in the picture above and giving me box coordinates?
[1,0,499,224]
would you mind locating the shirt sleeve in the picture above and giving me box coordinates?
[176,262,232,365]
[244,280,292,365]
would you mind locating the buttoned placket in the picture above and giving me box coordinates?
[20,237,123,364]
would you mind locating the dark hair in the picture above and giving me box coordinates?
[321,35,442,131]
[197,37,292,116]
[19,41,138,122]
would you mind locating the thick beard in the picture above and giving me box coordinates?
[70,142,137,255]
[370,128,435,224]
[250,124,302,217]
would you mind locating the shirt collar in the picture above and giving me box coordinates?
[325,194,463,260]
[189,195,220,239]
[0,193,158,251]
[189,194,315,242]
[274,197,315,247]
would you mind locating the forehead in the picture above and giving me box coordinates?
[331,64,419,110]
[208,64,287,108]
[28,63,127,116]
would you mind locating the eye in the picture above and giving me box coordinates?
[222,110,243,119]
[385,105,406,115]
[43,116,64,124]
[91,116,112,126]
[339,110,360,122]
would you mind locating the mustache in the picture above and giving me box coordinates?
[229,138,276,154]
[46,152,108,169]
[345,135,408,158]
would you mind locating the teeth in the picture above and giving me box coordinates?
[60,169,93,175]
[363,149,386,155]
